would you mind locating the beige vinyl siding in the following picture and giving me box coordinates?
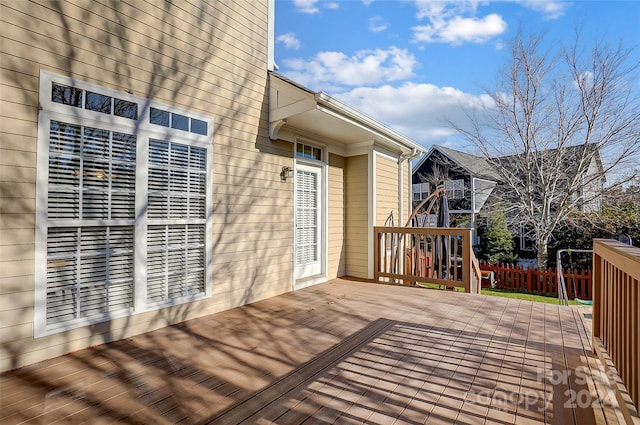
[345,154,369,279]
[375,154,399,226]
[327,153,346,279]
[0,0,295,372]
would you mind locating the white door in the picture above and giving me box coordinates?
[295,163,322,281]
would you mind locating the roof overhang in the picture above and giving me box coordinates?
[270,73,426,157]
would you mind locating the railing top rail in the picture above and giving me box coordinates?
[374,226,472,236]
[593,239,640,281]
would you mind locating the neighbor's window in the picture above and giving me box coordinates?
[444,179,464,199]
[35,71,213,336]
[412,182,430,201]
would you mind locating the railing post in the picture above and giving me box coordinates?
[373,227,380,282]
[462,229,471,293]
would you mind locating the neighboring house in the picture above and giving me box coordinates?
[0,1,425,373]
[412,146,500,243]
[412,145,605,249]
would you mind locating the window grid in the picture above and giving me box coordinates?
[444,179,464,199]
[51,83,138,120]
[37,72,212,336]
[296,143,322,161]
[149,107,208,135]
[412,182,430,201]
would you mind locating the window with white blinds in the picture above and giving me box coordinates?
[45,121,136,325]
[35,71,212,337]
[147,141,207,303]
[295,169,318,265]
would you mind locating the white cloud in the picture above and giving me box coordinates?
[573,71,595,90]
[514,0,568,19]
[281,47,418,88]
[409,0,566,45]
[413,0,480,22]
[335,83,495,145]
[411,1,507,45]
[277,33,301,50]
[413,13,507,44]
[292,0,341,14]
[369,16,388,33]
[293,0,319,14]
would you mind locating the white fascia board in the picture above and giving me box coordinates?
[315,92,426,155]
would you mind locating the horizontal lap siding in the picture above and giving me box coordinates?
[345,155,368,279]
[375,154,398,226]
[328,153,346,279]
[0,0,293,372]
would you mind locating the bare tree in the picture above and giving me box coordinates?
[450,30,640,268]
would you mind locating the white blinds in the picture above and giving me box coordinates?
[146,140,207,302]
[296,169,318,265]
[48,122,136,221]
[45,121,137,325]
[46,122,136,325]
[148,140,206,219]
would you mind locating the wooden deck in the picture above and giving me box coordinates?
[0,278,622,424]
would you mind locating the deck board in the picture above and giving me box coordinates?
[0,279,613,424]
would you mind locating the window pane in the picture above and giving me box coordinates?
[114,98,138,120]
[52,83,82,107]
[85,92,112,114]
[191,118,207,135]
[171,113,189,131]
[150,108,170,127]
[45,226,133,325]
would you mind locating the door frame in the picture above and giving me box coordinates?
[293,155,327,290]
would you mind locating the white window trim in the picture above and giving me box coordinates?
[34,71,214,337]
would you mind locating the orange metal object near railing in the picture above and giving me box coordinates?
[373,226,480,294]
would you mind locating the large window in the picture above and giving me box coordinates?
[35,71,213,336]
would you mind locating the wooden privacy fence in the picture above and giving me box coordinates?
[479,262,592,300]
[373,226,481,294]
[592,239,639,422]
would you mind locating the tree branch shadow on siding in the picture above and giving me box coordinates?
[1,0,288,389]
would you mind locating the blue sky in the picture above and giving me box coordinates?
[274,0,640,150]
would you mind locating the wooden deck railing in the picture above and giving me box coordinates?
[592,239,640,422]
[373,227,480,293]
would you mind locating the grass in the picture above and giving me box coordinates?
[481,288,582,305]
[416,282,583,305]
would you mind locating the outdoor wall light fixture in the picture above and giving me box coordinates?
[281,166,294,181]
